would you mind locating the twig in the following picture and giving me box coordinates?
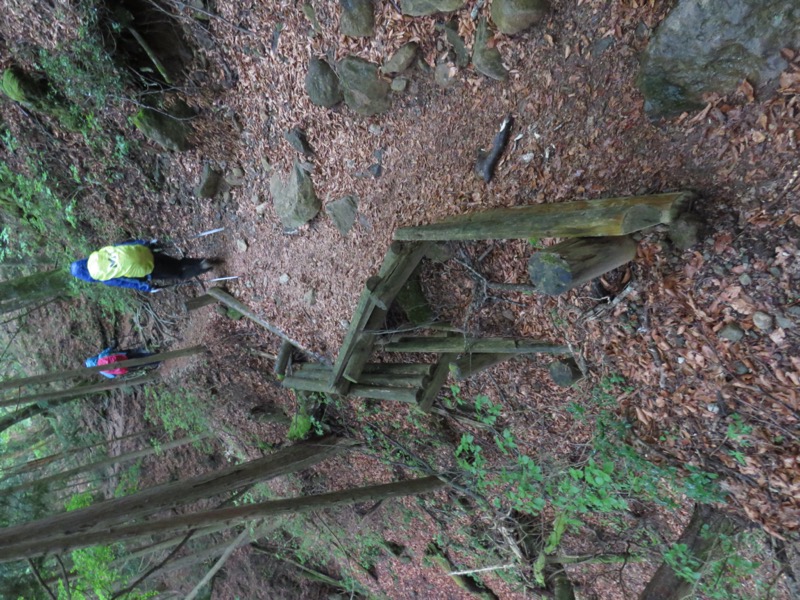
[159,0,256,35]
[112,532,193,599]
[27,559,57,600]
[55,555,72,600]
[184,526,255,600]
[449,563,513,576]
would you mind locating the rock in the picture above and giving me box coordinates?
[434,62,458,87]
[337,56,391,115]
[401,0,463,16]
[326,195,359,235]
[752,311,773,332]
[340,0,374,37]
[638,0,800,119]
[195,165,223,198]
[738,273,752,286]
[269,161,321,229]
[304,289,317,306]
[668,212,705,250]
[368,163,382,178]
[381,43,418,74]
[592,36,615,56]
[236,239,248,252]
[279,274,290,284]
[444,20,470,67]
[718,323,744,342]
[305,58,343,108]
[132,107,192,152]
[368,124,382,135]
[491,0,549,35]
[284,127,315,155]
[391,77,408,92]
[472,18,508,81]
[302,3,322,33]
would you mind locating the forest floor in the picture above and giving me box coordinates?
[1,0,799,598]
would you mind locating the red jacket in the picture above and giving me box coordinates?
[97,353,129,376]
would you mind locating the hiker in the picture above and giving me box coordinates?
[70,239,215,293]
[85,346,157,379]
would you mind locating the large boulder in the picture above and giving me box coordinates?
[491,0,549,35]
[132,107,192,152]
[472,18,508,81]
[270,162,321,229]
[639,0,800,119]
[340,0,374,37]
[401,0,464,16]
[337,56,391,115]
[305,58,344,108]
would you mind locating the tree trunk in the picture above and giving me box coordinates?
[0,373,160,409]
[394,192,694,241]
[0,475,444,562]
[528,236,637,296]
[640,504,741,600]
[0,438,356,549]
[0,269,71,315]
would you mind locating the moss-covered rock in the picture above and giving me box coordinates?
[491,0,549,35]
[381,43,418,74]
[270,162,321,229]
[401,0,464,16]
[340,0,375,37]
[337,56,390,115]
[132,106,192,152]
[472,18,508,81]
[305,58,344,108]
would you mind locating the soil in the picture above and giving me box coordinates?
[1,0,798,598]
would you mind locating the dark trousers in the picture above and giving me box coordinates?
[151,255,209,281]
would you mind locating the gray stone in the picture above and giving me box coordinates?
[752,311,773,332]
[668,212,705,250]
[132,107,191,152]
[337,56,391,115]
[391,77,408,92]
[340,0,374,37]
[270,161,321,229]
[472,18,508,81]
[434,62,458,88]
[368,124,382,135]
[445,20,470,67]
[195,164,223,198]
[236,239,248,252]
[326,195,359,235]
[279,273,290,284]
[491,0,549,35]
[284,127,315,155]
[305,58,343,108]
[738,273,752,286]
[638,0,800,119]
[381,43,419,74]
[401,0,464,16]
[775,314,794,330]
[304,289,317,306]
[302,3,322,33]
[718,323,744,342]
[732,361,750,375]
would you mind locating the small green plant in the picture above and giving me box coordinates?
[143,387,210,440]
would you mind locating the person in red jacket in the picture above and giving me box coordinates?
[85,346,157,379]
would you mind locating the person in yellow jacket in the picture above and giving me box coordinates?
[70,239,215,293]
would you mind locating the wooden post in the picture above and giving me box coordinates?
[395,271,434,325]
[274,340,294,376]
[528,236,637,296]
[369,242,432,310]
[394,192,694,241]
[418,352,458,413]
[548,359,584,387]
[381,337,570,355]
[449,353,519,380]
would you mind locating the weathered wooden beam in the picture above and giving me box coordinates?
[185,293,218,312]
[207,288,327,363]
[382,337,570,355]
[394,192,694,241]
[528,236,637,296]
[281,376,334,394]
[356,372,429,388]
[274,340,295,377]
[418,351,458,413]
[449,353,519,380]
[349,385,422,403]
[369,242,433,310]
[303,363,433,375]
[328,288,380,391]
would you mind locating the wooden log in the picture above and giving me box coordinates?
[363,363,434,375]
[328,288,380,391]
[185,293,217,312]
[356,372,429,388]
[274,340,294,377]
[281,375,334,394]
[528,236,637,296]
[381,337,570,355]
[418,351,458,413]
[449,353,518,380]
[548,358,584,387]
[394,192,694,241]
[370,242,432,310]
[348,385,422,403]
[207,288,327,363]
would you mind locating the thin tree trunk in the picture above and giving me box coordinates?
[3,434,207,495]
[640,504,741,600]
[0,475,444,562]
[0,438,356,549]
[0,374,159,409]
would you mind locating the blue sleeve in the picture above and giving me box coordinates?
[98,347,113,359]
[100,277,153,293]
[116,239,149,247]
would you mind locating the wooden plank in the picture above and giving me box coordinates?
[185,294,218,312]
[449,353,519,380]
[418,353,458,413]
[356,372,428,388]
[362,363,434,375]
[382,337,570,355]
[274,340,294,377]
[370,242,433,310]
[207,288,328,364]
[328,288,380,390]
[394,192,695,241]
[349,385,422,403]
[281,376,334,394]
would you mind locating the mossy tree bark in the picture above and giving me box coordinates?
[0,269,71,316]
